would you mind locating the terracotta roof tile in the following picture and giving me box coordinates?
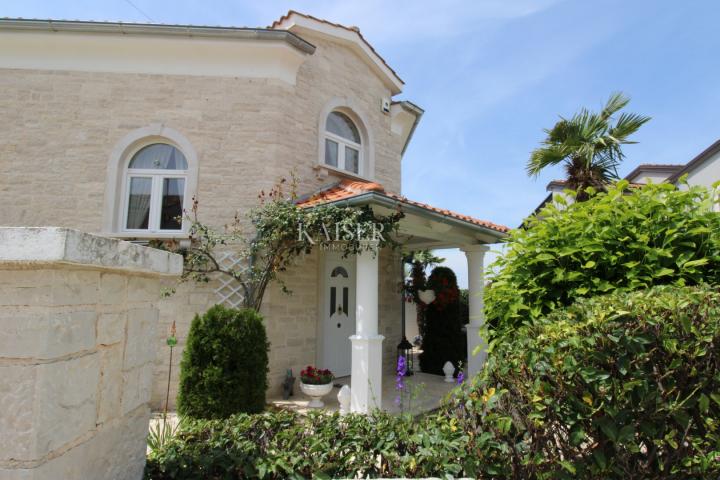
[296,179,509,234]
[270,10,404,85]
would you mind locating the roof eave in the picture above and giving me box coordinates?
[305,191,508,241]
[0,18,316,54]
[271,11,404,94]
[392,100,424,155]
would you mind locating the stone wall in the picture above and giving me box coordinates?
[0,228,182,480]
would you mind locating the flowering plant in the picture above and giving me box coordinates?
[300,366,333,385]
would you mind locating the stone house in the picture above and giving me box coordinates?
[0,11,508,413]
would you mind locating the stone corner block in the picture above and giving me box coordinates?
[0,227,183,277]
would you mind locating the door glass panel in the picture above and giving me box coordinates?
[330,286,336,316]
[343,287,349,316]
[126,177,152,229]
[160,178,185,230]
[345,147,359,173]
[325,139,338,167]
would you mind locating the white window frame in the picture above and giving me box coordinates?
[120,143,189,235]
[324,128,363,176]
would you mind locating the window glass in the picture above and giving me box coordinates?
[160,178,185,230]
[331,266,349,278]
[126,177,152,229]
[345,147,359,174]
[325,139,339,167]
[129,144,188,170]
[326,112,360,143]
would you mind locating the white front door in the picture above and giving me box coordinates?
[322,251,356,377]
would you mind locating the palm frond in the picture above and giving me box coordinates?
[527,144,568,177]
[610,112,652,141]
[601,92,630,120]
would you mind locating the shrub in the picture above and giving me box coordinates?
[446,285,720,478]
[486,180,720,334]
[149,286,720,478]
[419,266,465,375]
[145,409,470,479]
[177,305,269,419]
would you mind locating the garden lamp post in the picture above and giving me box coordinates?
[397,257,414,375]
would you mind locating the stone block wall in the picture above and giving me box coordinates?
[0,228,181,480]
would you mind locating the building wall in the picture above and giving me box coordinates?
[0,33,407,409]
[684,151,720,189]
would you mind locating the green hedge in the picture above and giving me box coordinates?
[145,409,470,479]
[149,286,720,478]
[177,305,269,419]
[486,181,720,334]
[447,285,720,478]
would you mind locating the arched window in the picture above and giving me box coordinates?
[331,266,349,278]
[324,111,362,175]
[123,143,188,233]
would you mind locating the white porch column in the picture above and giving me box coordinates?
[350,241,384,413]
[462,244,490,379]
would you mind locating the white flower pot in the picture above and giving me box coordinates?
[300,381,334,408]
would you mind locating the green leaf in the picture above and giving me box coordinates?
[570,428,586,446]
[699,394,710,413]
[593,450,607,469]
[654,268,675,277]
[682,258,708,268]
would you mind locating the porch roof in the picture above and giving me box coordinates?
[296,180,509,248]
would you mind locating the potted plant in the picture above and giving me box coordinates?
[299,366,334,408]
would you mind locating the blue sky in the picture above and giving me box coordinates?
[5,0,720,286]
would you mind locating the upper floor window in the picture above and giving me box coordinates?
[123,143,187,233]
[324,111,362,175]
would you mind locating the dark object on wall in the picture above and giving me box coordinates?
[282,369,296,400]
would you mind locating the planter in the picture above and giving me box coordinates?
[300,381,334,408]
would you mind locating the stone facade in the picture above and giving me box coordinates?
[0,227,182,480]
[0,26,410,410]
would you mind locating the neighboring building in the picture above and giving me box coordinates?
[0,12,507,412]
[533,139,720,214]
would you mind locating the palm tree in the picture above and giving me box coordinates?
[527,92,650,201]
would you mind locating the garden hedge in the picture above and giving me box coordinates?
[149,286,720,479]
[447,285,720,478]
[177,305,269,419]
[485,180,720,334]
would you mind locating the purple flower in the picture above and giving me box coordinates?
[396,355,407,376]
[456,371,465,385]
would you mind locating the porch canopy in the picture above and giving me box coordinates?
[297,180,509,413]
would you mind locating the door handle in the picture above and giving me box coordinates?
[337,323,341,328]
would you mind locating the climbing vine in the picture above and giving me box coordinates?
[167,175,403,311]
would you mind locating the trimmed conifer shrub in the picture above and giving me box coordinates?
[177,305,269,419]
